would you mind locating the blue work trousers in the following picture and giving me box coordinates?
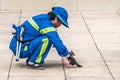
[10,36,52,64]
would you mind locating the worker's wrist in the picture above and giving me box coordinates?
[66,53,70,58]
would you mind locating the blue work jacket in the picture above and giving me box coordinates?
[21,14,69,57]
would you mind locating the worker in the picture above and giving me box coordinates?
[9,6,81,70]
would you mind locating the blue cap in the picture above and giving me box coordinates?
[52,7,69,28]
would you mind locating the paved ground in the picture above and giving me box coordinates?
[0,10,120,80]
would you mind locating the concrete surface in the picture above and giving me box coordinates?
[0,10,120,80]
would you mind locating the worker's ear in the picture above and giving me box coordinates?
[54,17,58,22]
[52,17,57,25]
[55,17,61,23]
[55,17,58,20]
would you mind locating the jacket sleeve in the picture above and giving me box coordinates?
[46,31,69,57]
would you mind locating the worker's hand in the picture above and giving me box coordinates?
[67,55,77,65]
[67,51,82,67]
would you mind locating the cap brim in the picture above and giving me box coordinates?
[57,15,69,28]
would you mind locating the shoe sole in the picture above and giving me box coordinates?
[26,65,45,70]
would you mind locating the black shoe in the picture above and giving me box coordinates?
[26,62,45,70]
[26,58,29,63]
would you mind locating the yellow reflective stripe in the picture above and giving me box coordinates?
[35,38,48,63]
[24,46,28,51]
[28,18,56,34]
[23,42,29,51]
[40,27,56,34]
[28,18,39,31]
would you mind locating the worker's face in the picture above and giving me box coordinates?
[52,17,62,28]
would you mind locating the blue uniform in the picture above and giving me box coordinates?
[9,14,69,64]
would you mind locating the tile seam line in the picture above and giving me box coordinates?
[117,8,120,16]
[7,56,13,80]
[0,0,2,11]
[81,12,115,80]
[61,58,67,80]
[7,10,22,80]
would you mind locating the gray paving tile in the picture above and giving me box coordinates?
[9,76,64,80]
[9,60,64,77]
[82,11,119,18]
[69,11,83,25]
[58,22,95,47]
[58,26,103,62]
[107,62,120,77]
[91,33,120,50]
[67,77,113,80]
[65,62,112,78]
[101,50,120,61]
[74,50,103,62]
[20,11,47,27]
[83,18,120,33]
[0,51,12,77]
[92,33,120,43]
[20,11,47,23]
[21,11,47,18]
[0,25,13,32]
[115,77,120,80]
[0,24,13,78]
[82,12,120,51]
[0,11,20,25]
[81,11,120,80]
[0,77,7,80]
[9,49,64,78]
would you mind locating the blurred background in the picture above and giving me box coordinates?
[0,0,120,11]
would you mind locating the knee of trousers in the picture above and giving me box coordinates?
[35,37,51,63]
[29,37,52,63]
